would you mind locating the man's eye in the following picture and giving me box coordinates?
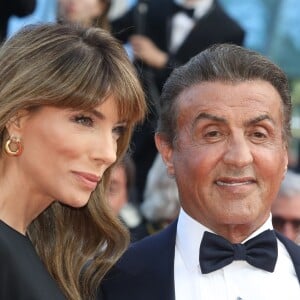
[253,132,267,139]
[74,115,94,127]
[204,130,221,138]
[251,131,268,142]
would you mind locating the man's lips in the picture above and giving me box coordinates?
[215,177,256,186]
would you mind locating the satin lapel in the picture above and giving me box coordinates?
[276,231,300,283]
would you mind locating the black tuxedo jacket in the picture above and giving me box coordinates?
[100,221,300,300]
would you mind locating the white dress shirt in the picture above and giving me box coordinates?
[175,209,300,300]
[170,0,213,53]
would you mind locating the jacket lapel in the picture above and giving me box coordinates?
[276,231,300,283]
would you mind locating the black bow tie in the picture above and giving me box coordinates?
[199,230,278,274]
[172,3,195,18]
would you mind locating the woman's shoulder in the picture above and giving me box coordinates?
[0,220,66,299]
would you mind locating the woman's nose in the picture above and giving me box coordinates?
[90,132,117,166]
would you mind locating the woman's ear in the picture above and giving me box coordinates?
[154,133,175,177]
[5,110,29,136]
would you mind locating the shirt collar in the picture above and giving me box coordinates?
[174,0,214,19]
[176,208,274,271]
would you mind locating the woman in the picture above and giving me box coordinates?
[0,23,145,299]
[57,0,111,31]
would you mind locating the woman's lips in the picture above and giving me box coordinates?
[73,171,100,190]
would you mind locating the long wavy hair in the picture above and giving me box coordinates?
[0,23,146,299]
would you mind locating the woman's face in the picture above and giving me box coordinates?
[58,0,106,26]
[11,96,126,208]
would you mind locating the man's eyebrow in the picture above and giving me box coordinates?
[192,112,275,128]
[245,114,275,126]
[194,112,227,124]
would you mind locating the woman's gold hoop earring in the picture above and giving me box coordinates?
[5,137,23,156]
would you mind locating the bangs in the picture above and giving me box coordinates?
[34,37,146,126]
[36,43,113,110]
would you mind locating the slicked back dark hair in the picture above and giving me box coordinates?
[157,44,291,146]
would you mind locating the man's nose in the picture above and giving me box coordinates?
[223,134,253,167]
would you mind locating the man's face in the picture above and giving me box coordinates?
[157,80,288,238]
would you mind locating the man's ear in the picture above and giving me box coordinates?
[155,133,175,177]
[282,149,288,180]
[5,110,29,136]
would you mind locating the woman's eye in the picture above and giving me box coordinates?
[113,125,126,139]
[74,115,94,127]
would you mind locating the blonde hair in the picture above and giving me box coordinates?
[0,23,146,299]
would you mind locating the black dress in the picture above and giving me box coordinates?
[0,220,66,299]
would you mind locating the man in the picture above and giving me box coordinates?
[111,0,245,202]
[272,170,300,244]
[100,44,300,299]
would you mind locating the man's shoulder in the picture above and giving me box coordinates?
[100,221,177,300]
[118,220,177,270]
[103,220,177,277]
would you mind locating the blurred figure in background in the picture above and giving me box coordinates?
[141,154,180,234]
[107,154,148,241]
[7,0,56,39]
[272,170,300,244]
[108,0,136,21]
[57,0,111,30]
[0,0,36,42]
